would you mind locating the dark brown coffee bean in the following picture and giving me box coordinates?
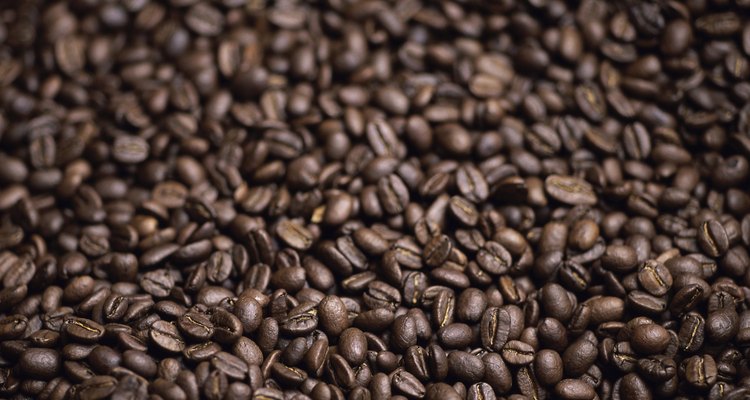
[63,317,105,343]
[448,351,485,384]
[545,175,597,206]
[683,354,718,389]
[150,320,186,353]
[555,379,596,400]
[74,375,118,400]
[679,312,706,353]
[456,164,489,203]
[178,311,214,341]
[392,369,425,399]
[318,295,350,336]
[631,323,670,355]
[476,241,512,275]
[563,336,598,377]
[481,307,511,352]
[140,269,175,298]
[19,348,61,380]
[123,350,158,378]
[501,340,535,365]
[637,260,673,296]
[339,327,367,365]
[112,135,149,164]
[575,83,607,122]
[378,174,410,215]
[276,220,314,251]
[698,220,730,258]
[423,234,452,267]
[280,303,318,336]
[534,349,564,387]
[449,196,479,227]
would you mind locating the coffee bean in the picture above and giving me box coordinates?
[456,164,489,203]
[545,175,597,206]
[364,280,401,312]
[112,136,149,164]
[2,1,750,398]
[376,174,409,215]
[683,354,718,389]
[178,311,214,341]
[280,303,318,336]
[63,317,105,343]
[392,369,425,399]
[555,379,596,400]
[150,320,186,353]
[602,244,639,272]
[575,83,607,122]
[449,196,479,227]
[637,355,676,383]
[140,269,175,298]
[74,375,118,399]
[502,340,535,365]
[631,323,670,355]
[563,335,598,377]
[19,348,61,380]
[276,220,314,251]
[339,327,367,365]
[516,365,545,400]
[318,295,350,336]
[637,260,673,296]
[698,220,730,258]
[679,312,706,353]
[448,351,485,384]
[391,314,418,352]
[476,241,512,275]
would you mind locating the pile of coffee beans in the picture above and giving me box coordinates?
[2,0,750,399]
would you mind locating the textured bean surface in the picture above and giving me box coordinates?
[1,1,750,399]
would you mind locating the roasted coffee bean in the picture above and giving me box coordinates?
[2,1,750,398]
[404,346,429,381]
[564,335,598,377]
[449,196,479,227]
[318,295,350,336]
[637,356,676,383]
[19,348,61,380]
[423,234,452,267]
[378,175,410,215]
[476,241,512,275]
[150,320,186,353]
[637,260,673,296]
[74,375,118,399]
[516,366,544,400]
[339,327,368,365]
[233,293,263,334]
[391,314,418,352]
[545,175,597,206]
[555,378,596,400]
[113,136,149,164]
[448,351,485,384]
[280,303,318,336]
[425,382,460,400]
[631,323,670,355]
[502,340,535,365]
[178,311,214,341]
[698,220,730,258]
[392,369,425,399]
[140,269,175,298]
[531,350,563,388]
[63,317,105,343]
[276,220,314,251]
[683,354,718,389]
[679,312,706,353]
